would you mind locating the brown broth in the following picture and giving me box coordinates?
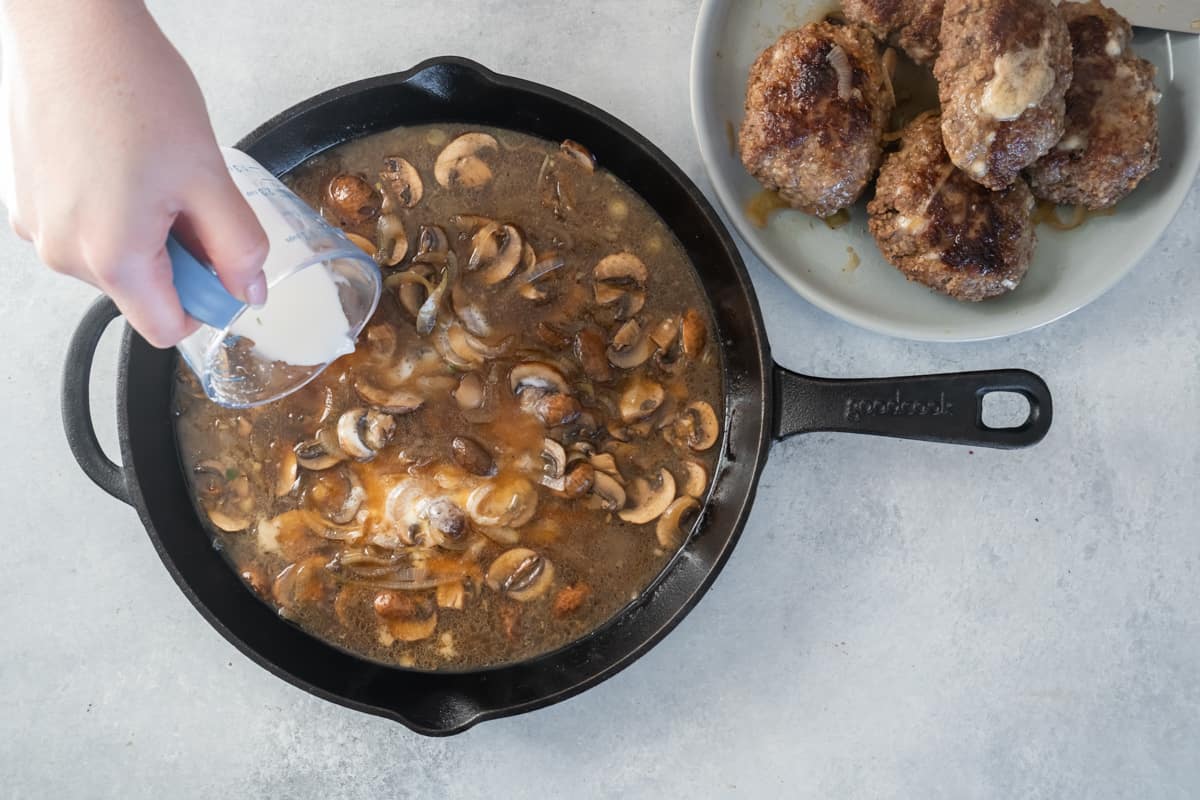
[174,125,723,670]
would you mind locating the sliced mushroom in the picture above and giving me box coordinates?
[354,380,424,414]
[337,408,396,461]
[273,556,330,613]
[477,525,521,546]
[379,156,423,208]
[656,496,699,549]
[327,174,380,226]
[374,591,438,642]
[618,468,676,525]
[668,401,719,452]
[594,282,626,305]
[589,452,622,480]
[649,317,680,351]
[345,231,377,256]
[682,461,708,498]
[574,326,612,383]
[451,282,495,338]
[560,139,596,173]
[434,132,498,189]
[363,409,396,450]
[606,420,630,442]
[466,477,538,529]
[654,343,686,375]
[594,252,648,286]
[607,319,656,370]
[510,361,570,397]
[569,440,596,459]
[444,323,485,366]
[451,436,495,476]
[294,432,345,471]
[486,548,555,602]
[611,318,641,350]
[620,377,665,422]
[256,510,322,560]
[437,580,466,610]
[275,448,299,497]
[554,461,595,499]
[449,213,496,233]
[681,308,708,357]
[375,212,408,266]
[468,222,524,285]
[364,324,397,359]
[193,460,254,529]
[613,290,645,321]
[450,322,509,362]
[387,264,434,318]
[533,393,581,427]
[516,243,542,302]
[534,321,570,350]
[519,247,566,302]
[307,465,366,524]
[591,470,627,511]
[208,508,252,533]
[540,438,567,486]
[424,497,469,550]
[454,372,485,411]
[466,221,500,270]
[415,224,449,258]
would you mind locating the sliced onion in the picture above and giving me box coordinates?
[827,44,852,102]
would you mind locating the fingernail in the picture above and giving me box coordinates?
[244,273,268,308]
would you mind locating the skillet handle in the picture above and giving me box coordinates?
[772,366,1052,449]
[61,296,132,505]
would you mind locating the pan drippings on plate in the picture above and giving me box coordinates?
[173,125,723,670]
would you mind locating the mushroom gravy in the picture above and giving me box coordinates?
[174,125,722,669]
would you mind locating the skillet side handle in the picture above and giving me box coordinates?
[61,296,132,505]
[772,366,1052,449]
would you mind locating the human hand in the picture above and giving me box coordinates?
[0,1,268,347]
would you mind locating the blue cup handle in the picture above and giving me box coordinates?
[167,236,247,330]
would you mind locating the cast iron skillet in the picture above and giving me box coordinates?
[61,57,1051,736]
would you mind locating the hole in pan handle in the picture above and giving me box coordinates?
[771,366,1052,450]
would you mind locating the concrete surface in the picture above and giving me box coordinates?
[1,1,1198,798]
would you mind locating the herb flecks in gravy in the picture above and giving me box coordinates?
[174,126,722,670]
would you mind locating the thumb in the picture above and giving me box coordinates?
[175,170,270,306]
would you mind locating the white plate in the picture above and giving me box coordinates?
[690,0,1200,341]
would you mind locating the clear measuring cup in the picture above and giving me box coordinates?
[171,148,381,408]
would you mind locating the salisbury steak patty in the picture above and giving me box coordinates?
[739,22,894,217]
[868,114,1036,301]
[934,0,1072,190]
[1026,0,1160,209]
[841,0,944,66]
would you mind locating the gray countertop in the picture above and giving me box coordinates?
[2,1,1198,797]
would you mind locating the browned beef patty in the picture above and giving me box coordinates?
[868,113,1036,301]
[934,0,1072,190]
[842,0,944,66]
[1026,0,1160,209]
[739,22,894,217]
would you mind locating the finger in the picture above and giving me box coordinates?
[100,245,199,348]
[176,170,269,306]
[9,211,30,241]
